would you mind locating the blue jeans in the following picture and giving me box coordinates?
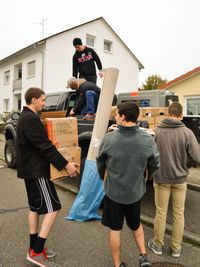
[81,90,99,114]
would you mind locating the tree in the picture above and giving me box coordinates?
[140,74,167,91]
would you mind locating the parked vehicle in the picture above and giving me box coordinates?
[182,115,200,143]
[4,90,117,185]
[117,90,179,107]
[4,89,199,176]
[117,90,200,142]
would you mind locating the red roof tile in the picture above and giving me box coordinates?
[159,66,200,89]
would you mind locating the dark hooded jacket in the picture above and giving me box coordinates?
[73,81,100,114]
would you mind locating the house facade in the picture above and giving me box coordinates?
[160,66,200,115]
[0,17,143,114]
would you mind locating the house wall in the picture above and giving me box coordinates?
[0,46,45,113]
[0,63,13,113]
[0,19,141,114]
[44,19,139,93]
[168,73,200,115]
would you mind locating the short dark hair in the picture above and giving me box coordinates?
[73,38,82,46]
[168,102,183,117]
[117,101,139,122]
[25,87,45,105]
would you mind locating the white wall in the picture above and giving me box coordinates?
[0,47,44,113]
[0,62,14,113]
[44,19,139,94]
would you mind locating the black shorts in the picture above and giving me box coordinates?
[102,195,141,231]
[24,177,61,215]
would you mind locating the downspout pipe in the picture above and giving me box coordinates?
[33,43,44,89]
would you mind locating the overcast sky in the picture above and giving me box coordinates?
[0,0,199,86]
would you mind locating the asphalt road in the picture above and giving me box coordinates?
[1,167,200,267]
[1,133,200,266]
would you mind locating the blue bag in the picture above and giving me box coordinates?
[66,160,105,221]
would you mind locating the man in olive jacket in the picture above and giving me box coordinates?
[17,87,78,267]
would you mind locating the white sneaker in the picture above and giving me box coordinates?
[171,247,181,258]
[148,239,162,255]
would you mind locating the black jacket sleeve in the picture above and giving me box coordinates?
[72,54,78,78]
[91,49,102,71]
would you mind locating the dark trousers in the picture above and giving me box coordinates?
[80,76,97,84]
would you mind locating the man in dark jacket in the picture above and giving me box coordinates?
[67,77,100,119]
[96,101,160,267]
[17,87,78,267]
[72,37,103,84]
[148,102,200,258]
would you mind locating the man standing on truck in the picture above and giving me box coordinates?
[96,101,160,267]
[148,102,200,258]
[17,87,79,267]
[72,37,103,84]
[67,77,100,120]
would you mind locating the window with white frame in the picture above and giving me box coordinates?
[27,60,36,78]
[4,70,10,85]
[104,39,113,52]
[3,99,10,112]
[186,97,200,115]
[86,35,96,48]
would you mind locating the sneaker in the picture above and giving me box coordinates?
[171,247,181,258]
[119,263,127,267]
[27,249,57,267]
[139,255,152,267]
[44,248,57,258]
[148,239,162,255]
[27,247,56,258]
[83,113,96,120]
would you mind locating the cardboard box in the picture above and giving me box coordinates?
[41,111,67,119]
[138,107,168,129]
[43,117,78,148]
[50,146,81,180]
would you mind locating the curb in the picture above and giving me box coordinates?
[0,156,5,162]
[54,179,79,194]
[0,135,5,143]
[53,179,200,247]
[187,183,200,192]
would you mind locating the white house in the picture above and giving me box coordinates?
[0,17,144,113]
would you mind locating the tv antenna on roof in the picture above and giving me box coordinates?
[34,18,47,39]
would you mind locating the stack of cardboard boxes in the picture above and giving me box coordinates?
[110,106,168,129]
[43,117,81,180]
[138,107,168,129]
